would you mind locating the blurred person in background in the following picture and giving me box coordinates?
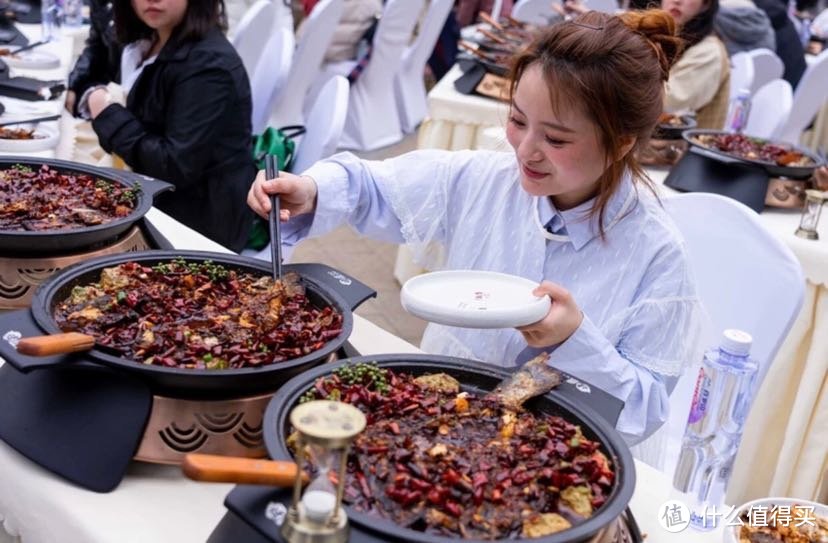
[662,0,730,128]
[714,0,775,55]
[298,0,383,63]
[456,0,514,26]
[81,0,257,251]
[754,0,807,86]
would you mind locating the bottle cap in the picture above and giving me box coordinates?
[721,329,752,356]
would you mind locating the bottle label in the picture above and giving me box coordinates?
[688,368,710,424]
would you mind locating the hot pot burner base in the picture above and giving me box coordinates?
[0,226,151,310]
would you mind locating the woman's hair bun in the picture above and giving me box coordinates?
[620,9,685,79]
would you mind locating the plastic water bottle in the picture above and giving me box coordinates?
[725,89,752,133]
[41,0,64,41]
[63,0,84,27]
[672,329,758,530]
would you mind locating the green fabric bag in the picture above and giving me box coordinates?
[247,125,307,251]
[251,125,306,171]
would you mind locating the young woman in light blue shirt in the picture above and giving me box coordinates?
[247,10,703,444]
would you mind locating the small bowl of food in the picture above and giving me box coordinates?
[652,113,697,140]
[0,122,59,152]
[722,497,828,543]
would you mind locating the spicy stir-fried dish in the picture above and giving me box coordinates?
[0,164,138,231]
[692,133,815,167]
[297,363,615,540]
[0,127,43,140]
[738,505,827,543]
[54,261,342,369]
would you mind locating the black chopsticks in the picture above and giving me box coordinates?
[10,40,49,55]
[264,154,282,281]
[0,114,60,127]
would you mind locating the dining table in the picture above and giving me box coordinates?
[0,204,732,543]
[403,63,828,508]
[0,33,730,540]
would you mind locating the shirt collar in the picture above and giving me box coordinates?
[534,171,637,250]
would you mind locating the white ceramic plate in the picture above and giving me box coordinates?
[400,270,551,329]
[722,497,828,543]
[0,123,59,152]
[1,50,61,70]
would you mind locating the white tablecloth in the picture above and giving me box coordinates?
[1,24,81,160]
[404,64,828,507]
[0,205,727,543]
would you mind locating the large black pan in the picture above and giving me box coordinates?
[1,250,371,399]
[0,156,173,254]
[682,129,824,179]
[262,355,636,543]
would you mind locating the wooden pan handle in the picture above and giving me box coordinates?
[478,27,508,45]
[459,41,495,62]
[478,10,504,30]
[16,333,96,356]
[182,453,308,487]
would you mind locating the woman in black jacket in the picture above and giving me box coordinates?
[84,0,256,252]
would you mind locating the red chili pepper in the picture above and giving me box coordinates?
[444,501,462,517]
[443,468,461,486]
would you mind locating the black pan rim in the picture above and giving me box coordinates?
[681,129,824,174]
[264,355,636,543]
[28,249,353,382]
[0,156,159,248]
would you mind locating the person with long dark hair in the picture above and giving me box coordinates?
[662,0,731,128]
[82,0,257,252]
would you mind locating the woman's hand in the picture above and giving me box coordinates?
[247,169,318,220]
[87,88,112,119]
[517,281,584,348]
[64,90,76,114]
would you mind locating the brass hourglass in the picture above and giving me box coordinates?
[795,189,828,240]
[281,400,366,543]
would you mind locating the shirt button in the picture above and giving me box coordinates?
[108,20,114,26]
[106,2,112,8]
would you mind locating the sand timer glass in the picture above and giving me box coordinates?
[281,400,366,543]
[795,189,828,240]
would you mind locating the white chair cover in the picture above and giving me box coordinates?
[337,0,426,151]
[250,28,294,134]
[774,49,828,144]
[491,0,505,20]
[394,0,453,134]
[744,79,793,138]
[583,0,618,13]
[729,51,755,101]
[227,0,293,39]
[512,0,558,25]
[267,0,345,129]
[634,193,804,479]
[230,0,277,81]
[746,48,785,94]
[291,76,350,174]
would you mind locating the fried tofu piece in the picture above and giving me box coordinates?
[414,373,460,394]
[522,513,572,538]
[561,485,593,517]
